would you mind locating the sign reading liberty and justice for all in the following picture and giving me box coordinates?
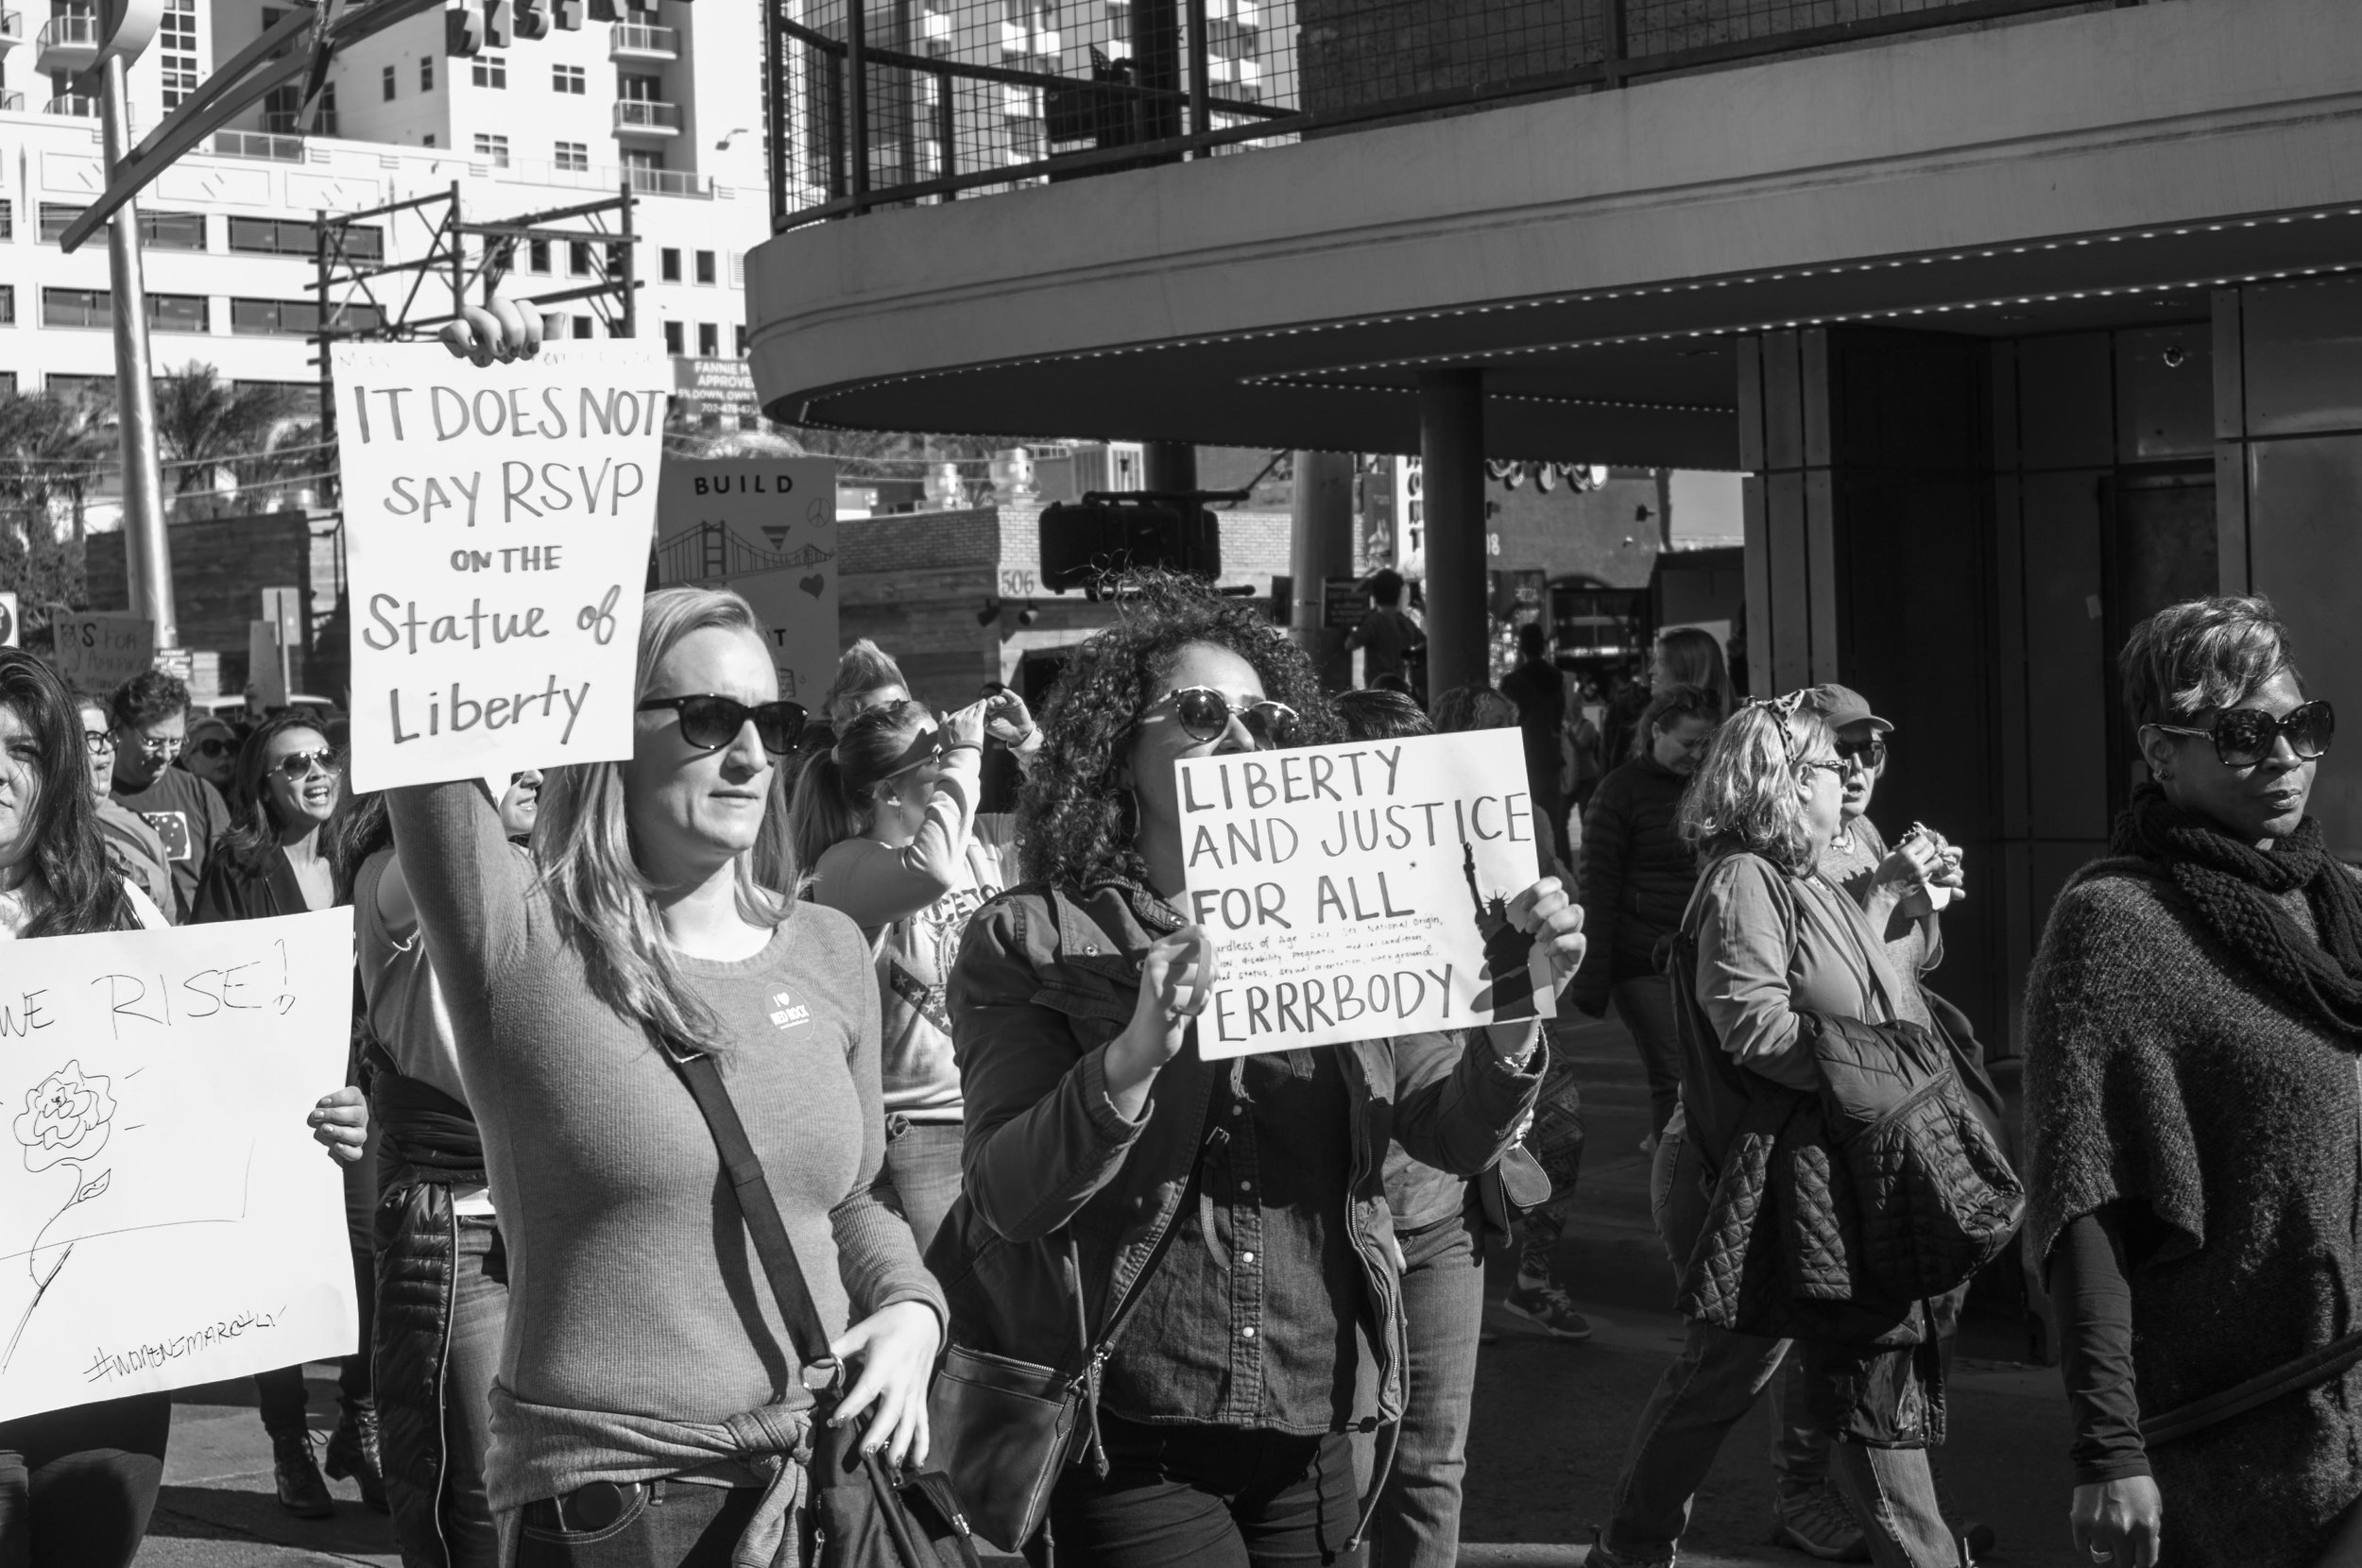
[0,911,357,1423]
[1175,728,1557,1059]
[334,341,669,791]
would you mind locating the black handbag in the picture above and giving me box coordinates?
[662,1039,982,1568]
[926,1115,1228,1554]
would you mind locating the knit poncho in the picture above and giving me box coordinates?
[2025,859,2362,1567]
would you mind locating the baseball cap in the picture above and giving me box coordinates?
[1801,683,1893,734]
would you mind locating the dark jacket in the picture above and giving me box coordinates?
[1675,1009,2018,1348]
[190,841,309,924]
[1570,757,1699,1011]
[928,879,1543,1429]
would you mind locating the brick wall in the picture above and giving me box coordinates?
[87,512,315,695]
[839,507,1004,708]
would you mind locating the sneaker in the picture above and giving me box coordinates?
[1771,1484,1869,1562]
[272,1431,335,1519]
[1582,1529,1669,1568]
[323,1406,389,1514]
[1503,1278,1594,1341]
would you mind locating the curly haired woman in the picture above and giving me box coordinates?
[933,571,1585,1566]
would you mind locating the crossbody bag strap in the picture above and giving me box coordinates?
[662,1042,841,1392]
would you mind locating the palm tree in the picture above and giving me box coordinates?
[154,363,296,504]
[0,389,115,631]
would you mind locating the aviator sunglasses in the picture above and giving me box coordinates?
[1163,686,1302,748]
[636,693,808,755]
[274,748,341,781]
[2153,699,2335,769]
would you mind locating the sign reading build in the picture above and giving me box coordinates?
[653,458,838,707]
[1175,728,1556,1059]
[334,341,668,791]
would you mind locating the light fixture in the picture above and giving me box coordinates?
[714,127,756,151]
[977,598,1001,626]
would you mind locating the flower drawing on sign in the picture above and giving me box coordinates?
[6,1061,118,1373]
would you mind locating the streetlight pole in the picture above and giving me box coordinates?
[100,51,177,653]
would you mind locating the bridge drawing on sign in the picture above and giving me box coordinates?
[654,522,835,587]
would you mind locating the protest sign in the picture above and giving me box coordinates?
[653,458,839,707]
[334,340,669,791]
[48,609,155,693]
[1176,728,1556,1059]
[0,909,358,1422]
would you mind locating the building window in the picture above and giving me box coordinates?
[573,317,592,339]
[230,298,386,336]
[160,0,197,111]
[0,288,13,327]
[383,63,397,99]
[662,320,683,356]
[471,53,505,88]
[473,133,510,167]
[420,55,434,91]
[141,212,207,251]
[608,242,627,277]
[44,288,209,332]
[659,247,680,282]
[618,73,659,102]
[693,249,715,285]
[228,216,384,261]
[47,373,114,401]
[696,322,718,357]
[555,141,589,172]
[736,324,748,358]
[37,204,78,243]
[422,132,436,146]
[568,241,591,277]
[553,63,586,94]
[0,201,12,241]
[541,312,567,341]
[0,373,13,395]
[528,239,551,272]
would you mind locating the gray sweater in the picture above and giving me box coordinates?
[2026,859,2362,1567]
[388,781,945,1505]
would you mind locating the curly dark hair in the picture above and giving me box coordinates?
[1019,571,1341,888]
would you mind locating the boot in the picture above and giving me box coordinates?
[273,1430,334,1519]
[323,1404,389,1514]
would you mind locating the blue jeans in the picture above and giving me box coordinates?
[0,1393,169,1568]
[1610,977,1683,1139]
[517,1478,760,1568]
[1603,1120,1953,1567]
[440,1217,506,1568]
[1052,1415,1363,1567]
[878,1117,965,1257]
[1370,1207,1485,1568]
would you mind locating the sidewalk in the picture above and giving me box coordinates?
[131,1013,2080,1567]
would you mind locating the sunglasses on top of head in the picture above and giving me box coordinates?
[2153,699,2334,769]
[1163,686,1302,748]
[636,694,808,755]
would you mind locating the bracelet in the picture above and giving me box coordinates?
[944,742,984,758]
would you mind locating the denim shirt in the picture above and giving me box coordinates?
[928,878,1546,1430]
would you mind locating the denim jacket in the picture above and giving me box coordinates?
[926,878,1545,1427]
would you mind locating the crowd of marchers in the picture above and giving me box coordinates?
[1,299,2355,1568]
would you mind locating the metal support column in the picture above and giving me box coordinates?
[847,0,869,211]
[102,55,176,652]
[1143,440,1196,497]
[1290,450,1355,690]
[1420,369,1487,699]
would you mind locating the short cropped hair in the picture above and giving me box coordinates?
[2119,595,2302,734]
[1677,700,1835,877]
[109,669,189,731]
[1367,569,1405,608]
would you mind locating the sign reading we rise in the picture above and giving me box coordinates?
[334,341,669,791]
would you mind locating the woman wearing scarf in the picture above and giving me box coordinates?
[2027,595,2359,1568]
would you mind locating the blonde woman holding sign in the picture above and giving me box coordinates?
[390,288,945,1568]
[935,571,1584,1566]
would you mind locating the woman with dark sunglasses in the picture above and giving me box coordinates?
[2028,596,2359,1568]
[789,693,1033,1254]
[190,712,387,1520]
[180,713,243,804]
[934,571,1583,1566]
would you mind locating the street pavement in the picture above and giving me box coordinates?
[132,1014,2082,1567]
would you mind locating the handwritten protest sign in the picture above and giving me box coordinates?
[48,609,155,693]
[653,458,839,706]
[1176,728,1555,1059]
[334,340,669,791]
[0,909,357,1422]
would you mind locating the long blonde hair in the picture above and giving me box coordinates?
[1675,699,1833,877]
[1657,625,1736,714]
[533,586,795,1048]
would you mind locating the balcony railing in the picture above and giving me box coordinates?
[770,0,2152,230]
[613,99,681,135]
[0,11,25,50]
[34,11,97,74]
[627,165,710,197]
[609,22,677,59]
[212,128,306,162]
[0,90,21,112]
[43,93,97,118]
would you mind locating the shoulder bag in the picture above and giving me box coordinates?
[662,1039,983,1568]
[926,1111,1229,1554]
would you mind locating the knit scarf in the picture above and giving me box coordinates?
[2114,783,2362,1040]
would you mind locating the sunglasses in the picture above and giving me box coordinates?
[82,729,114,756]
[190,736,236,760]
[2154,699,2334,769]
[273,748,341,781]
[1834,737,1888,771]
[637,693,807,755]
[1797,757,1849,781]
[1162,686,1302,748]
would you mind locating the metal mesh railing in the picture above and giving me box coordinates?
[772,0,2135,225]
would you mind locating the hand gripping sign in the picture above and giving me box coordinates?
[0,909,358,1423]
[335,341,669,791]
[1176,727,1557,1059]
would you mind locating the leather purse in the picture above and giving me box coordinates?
[662,1039,982,1568]
[926,1115,1227,1555]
